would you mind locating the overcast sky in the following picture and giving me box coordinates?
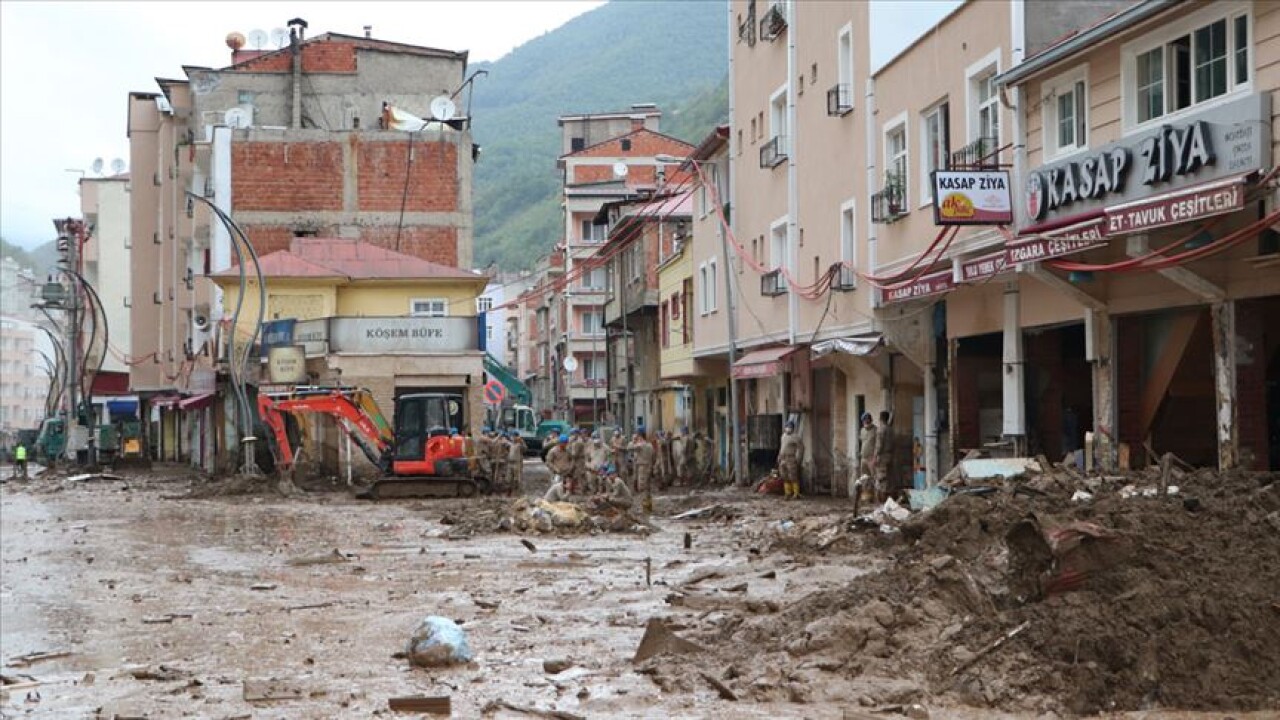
[0,0,960,250]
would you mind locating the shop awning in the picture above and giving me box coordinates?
[178,392,216,411]
[732,346,799,379]
[811,335,883,359]
[106,399,139,417]
[151,394,181,409]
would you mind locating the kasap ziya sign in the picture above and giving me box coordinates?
[1024,93,1270,224]
[931,170,1013,225]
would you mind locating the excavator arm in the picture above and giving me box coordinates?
[257,389,394,473]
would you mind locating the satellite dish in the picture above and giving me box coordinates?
[612,162,629,178]
[247,29,268,49]
[429,95,456,122]
[562,355,579,373]
[270,27,288,48]
[110,158,126,175]
[91,158,104,175]
[224,107,251,129]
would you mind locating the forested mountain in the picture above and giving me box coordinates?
[469,1,728,270]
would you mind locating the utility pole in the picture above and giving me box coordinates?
[53,218,84,465]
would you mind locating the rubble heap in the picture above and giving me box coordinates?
[699,467,1280,714]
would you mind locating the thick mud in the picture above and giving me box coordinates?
[2,463,1276,719]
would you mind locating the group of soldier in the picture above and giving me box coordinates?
[857,411,896,502]
[470,428,527,495]
[543,427,716,497]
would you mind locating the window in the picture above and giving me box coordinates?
[769,85,787,148]
[921,102,949,203]
[1124,9,1250,128]
[681,278,693,343]
[839,199,856,287]
[582,356,605,381]
[769,218,787,272]
[1044,68,1087,156]
[885,121,907,199]
[707,259,718,312]
[410,298,447,317]
[837,24,853,93]
[582,267,606,290]
[570,137,585,152]
[621,138,632,151]
[580,219,605,243]
[660,301,670,348]
[699,259,719,314]
[476,297,494,313]
[629,244,642,282]
[977,73,998,142]
[580,310,603,335]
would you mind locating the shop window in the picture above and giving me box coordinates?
[410,298,447,317]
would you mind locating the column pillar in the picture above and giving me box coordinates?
[1212,300,1238,470]
[1086,308,1115,471]
[924,331,939,487]
[1001,282,1026,453]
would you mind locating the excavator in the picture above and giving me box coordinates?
[256,387,489,499]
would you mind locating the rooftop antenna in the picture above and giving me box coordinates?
[110,158,126,176]
[429,95,457,122]
[270,27,288,49]
[91,158,104,176]
[612,162,629,179]
[247,29,268,49]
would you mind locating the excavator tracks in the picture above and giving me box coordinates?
[357,476,491,500]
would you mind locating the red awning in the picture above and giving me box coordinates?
[178,392,216,411]
[732,345,799,379]
[151,394,181,409]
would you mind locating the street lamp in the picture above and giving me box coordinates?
[654,154,745,486]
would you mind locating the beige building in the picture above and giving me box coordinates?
[127,24,477,470]
[79,174,133,383]
[0,317,52,444]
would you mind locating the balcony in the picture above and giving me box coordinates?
[950,136,1000,170]
[826,84,853,117]
[870,174,908,224]
[736,6,756,46]
[759,135,787,169]
[759,3,787,41]
[760,269,788,297]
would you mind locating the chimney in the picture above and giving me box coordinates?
[364,25,373,38]
[287,18,308,129]
[630,116,644,131]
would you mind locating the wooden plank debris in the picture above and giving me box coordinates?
[388,695,451,714]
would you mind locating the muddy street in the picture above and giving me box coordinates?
[1,464,881,719]
[3,462,1278,719]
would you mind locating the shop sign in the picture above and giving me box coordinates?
[294,318,329,356]
[883,270,954,304]
[267,346,307,384]
[931,170,1013,225]
[1005,218,1107,264]
[328,316,478,354]
[260,318,296,349]
[1106,180,1246,235]
[958,251,1009,282]
[1025,93,1269,223]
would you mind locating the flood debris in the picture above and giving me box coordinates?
[285,548,349,566]
[701,671,738,701]
[129,664,189,682]
[388,695,451,714]
[406,616,472,667]
[481,699,586,720]
[243,676,307,701]
[632,618,705,663]
[542,658,573,674]
[5,650,71,667]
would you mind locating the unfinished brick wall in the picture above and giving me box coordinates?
[359,226,457,267]
[228,41,358,74]
[233,142,344,211]
[242,225,304,256]
[357,141,458,212]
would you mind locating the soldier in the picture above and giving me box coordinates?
[591,465,633,512]
[858,413,880,503]
[476,427,494,480]
[489,431,510,494]
[777,421,803,499]
[545,434,574,493]
[543,475,570,503]
[565,430,584,495]
[610,428,629,487]
[587,433,609,494]
[876,411,895,501]
[628,431,656,495]
[671,429,688,486]
[682,427,697,484]
[506,431,526,495]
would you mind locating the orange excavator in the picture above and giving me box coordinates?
[257,387,488,498]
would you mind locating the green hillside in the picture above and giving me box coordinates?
[470,0,728,271]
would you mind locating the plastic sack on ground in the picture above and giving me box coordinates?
[407,615,472,667]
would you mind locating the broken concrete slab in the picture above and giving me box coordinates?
[632,618,705,663]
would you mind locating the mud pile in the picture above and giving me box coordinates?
[693,468,1280,714]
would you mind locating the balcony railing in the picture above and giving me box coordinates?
[737,4,756,46]
[950,136,999,170]
[870,174,908,224]
[759,135,787,169]
[826,84,853,116]
[760,3,787,41]
[761,268,788,297]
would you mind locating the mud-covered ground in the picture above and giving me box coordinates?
[2,460,1277,719]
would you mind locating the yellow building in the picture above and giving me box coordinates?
[210,237,490,475]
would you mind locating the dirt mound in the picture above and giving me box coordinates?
[690,469,1280,714]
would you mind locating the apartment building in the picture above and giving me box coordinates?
[598,192,692,433]
[79,173,132,393]
[862,0,1279,475]
[126,23,476,469]
[719,0,876,490]
[551,106,693,424]
[0,317,51,444]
